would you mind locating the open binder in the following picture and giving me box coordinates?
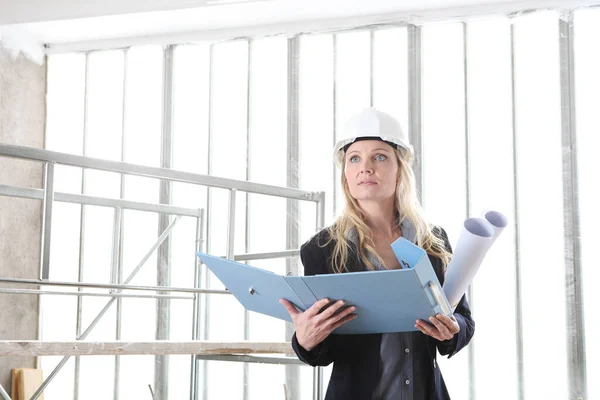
[196,236,452,334]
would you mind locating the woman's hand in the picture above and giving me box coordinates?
[280,298,357,351]
[415,314,460,341]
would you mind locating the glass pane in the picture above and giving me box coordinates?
[373,27,409,131]
[45,53,86,194]
[335,30,372,215]
[422,21,469,400]
[299,33,334,240]
[169,44,212,400]
[84,50,125,199]
[513,11,568,399]
[246,39,289,397]
[79,205,118,400]
[123,46,163,204]
[206,39,249,400]
[466,17,519,400]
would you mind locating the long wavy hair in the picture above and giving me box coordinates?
[325,145,452,273]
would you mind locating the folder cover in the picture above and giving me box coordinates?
[196,237,452,334]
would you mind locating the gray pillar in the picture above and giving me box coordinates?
[0,48,46,392]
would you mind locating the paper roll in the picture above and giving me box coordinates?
[443,218,494,310]
[483,210,508,244]
[442,210,508,310]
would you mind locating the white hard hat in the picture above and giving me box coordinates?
[333,108,413,164]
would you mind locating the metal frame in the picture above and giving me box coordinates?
[30,216,181,400]
[0,141,325,400]
[74,48,91,400]
[0,384,10,400]
[0,184,203,217]
[0,145,321,202]
[461,21,476,400]
[243,38,252,400]
[155,44,176,400]
[509,17,525,400]
[113,46,129,400]
[558,11,587,400]
[332,33,338,220]
[0,341,295,357]
[20,8,595,400]
[369,29,375,107]
[39,162,55,280]
[190,213,205,400]
[286,34,302,400]
[199,42,216,400]
[407,24,424,201]
[0,288,193,300]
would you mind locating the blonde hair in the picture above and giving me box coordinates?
[325,145,452,274]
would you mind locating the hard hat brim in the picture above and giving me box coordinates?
[333,135,414,165]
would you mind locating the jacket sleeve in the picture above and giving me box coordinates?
[291,237,339,367]
[433,226,476,358]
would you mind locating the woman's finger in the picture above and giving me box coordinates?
[330,313,358,332]
[436,314,460,334]
[415,320,441,341]
[279,299,300,318]
[305,298,331,317]
[325,305,356,328]
[316,300,348,322]
[428,316,451,339]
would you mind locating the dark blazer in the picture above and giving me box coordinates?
[291,227,475,400]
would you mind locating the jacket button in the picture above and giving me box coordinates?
[405,380,410,385]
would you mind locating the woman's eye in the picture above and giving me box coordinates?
[350,156,360,163]
[375,154,387,161]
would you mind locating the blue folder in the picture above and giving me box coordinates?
[196,237,452,334]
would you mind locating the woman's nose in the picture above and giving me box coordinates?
[360,160,374,174]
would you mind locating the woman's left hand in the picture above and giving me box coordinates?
[415,314,460,341]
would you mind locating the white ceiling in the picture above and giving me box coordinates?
[1,0,598,50]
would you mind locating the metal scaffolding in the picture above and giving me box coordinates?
[0,143,326,400]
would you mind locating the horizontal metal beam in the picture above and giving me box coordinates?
[0,184,203,218]
[0,384,10,400]
[0,277,231,295]
[194,354,305,366]
[233,249,300,261]
[0,341,294,357]
[0,144,320,202]
[0,288,193,300]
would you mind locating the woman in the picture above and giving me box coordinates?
[280,108,475,399]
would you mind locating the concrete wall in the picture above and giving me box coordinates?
[0,47,46,392]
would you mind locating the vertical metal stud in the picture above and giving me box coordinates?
[40,161,55,281]
[462,21,476,400]
[243,38,252,400]
[114,47,129,400]
[201,42,216,400]
[407,25,424,204]
[559,12,587,400]
[74,50,91,400]
[509,17,525,400]
[286,35,301,400]
[332,34,339,220]
[155,44,176,400]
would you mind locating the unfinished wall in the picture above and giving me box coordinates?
[0,47,46,391]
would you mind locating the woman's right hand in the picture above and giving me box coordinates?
[279,298,357,351]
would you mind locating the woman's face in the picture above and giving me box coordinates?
[344,139,399,204]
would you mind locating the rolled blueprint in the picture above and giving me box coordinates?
[443,215,504,310]
[483,210,508,243]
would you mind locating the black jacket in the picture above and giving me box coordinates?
[291,227,475,400]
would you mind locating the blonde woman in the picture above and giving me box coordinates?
[280,108,475,400]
